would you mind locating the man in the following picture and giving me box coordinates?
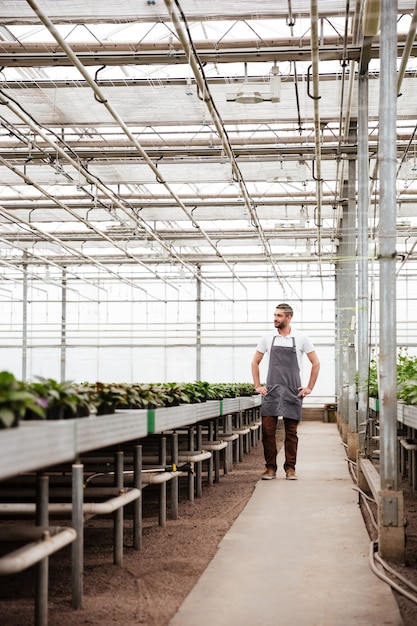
[251,303,320,480]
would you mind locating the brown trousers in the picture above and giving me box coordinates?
[261,415,298,472]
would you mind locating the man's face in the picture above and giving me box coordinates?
[274,308,289,329]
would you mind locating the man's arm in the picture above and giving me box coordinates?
[298,350,320,397]
[251,350,268,396]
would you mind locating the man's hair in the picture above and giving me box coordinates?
[276,303,293,316]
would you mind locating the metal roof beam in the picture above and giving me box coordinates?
[0,37,415,67]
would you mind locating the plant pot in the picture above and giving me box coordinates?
[0,410,19,429]
[75,405,91,418]
[96,402,116,416]
[24,408,43,421]
[47,405,65,420]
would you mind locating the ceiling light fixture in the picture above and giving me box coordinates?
[234,89,265,104]
[227,62,280,104]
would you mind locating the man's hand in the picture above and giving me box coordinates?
[298,386,312,398]
[255,385,268,396]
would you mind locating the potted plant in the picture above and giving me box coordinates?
[133,383,166,409]
[0,371,45,428]
[90,382,129,415]
[161,382,192,407]
[28,376,83,420]
[235,382,256,396]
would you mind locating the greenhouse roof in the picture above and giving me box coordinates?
[0,1,416,293]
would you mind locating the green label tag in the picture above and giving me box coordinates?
[147,409,155,434]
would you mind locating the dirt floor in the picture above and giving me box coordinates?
[1,424,417,626]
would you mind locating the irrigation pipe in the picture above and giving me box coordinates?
[352,485,379,533]
[375,550,417,595]
[369,541,417,605]
[341,440,417,603]
[84,463,193,486]
[350,450,417,604]
[0,526,76,575]
[0,488,140,517]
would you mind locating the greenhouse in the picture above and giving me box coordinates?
[1,1,417,625]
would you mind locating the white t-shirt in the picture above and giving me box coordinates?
[256,327,315,372]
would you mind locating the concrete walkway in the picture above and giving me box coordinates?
[170,421,403,626]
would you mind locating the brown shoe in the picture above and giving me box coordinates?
[262,468,276,480]
[286,468,297,480]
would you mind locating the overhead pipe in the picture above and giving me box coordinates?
[333,1,355,233]
[341,2,356,139]
[1,34,414,68]
[0,252,361,266]
[24,0,247,293]
[8,184,417,209]
[309,0,323,258]
[397,1,417,93]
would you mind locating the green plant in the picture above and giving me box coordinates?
[367,357,379,398]
[0,371,45,428]
[160,382,191,406]
[215,383,239,398]
[234,382,256,396]
[357,349,417,403]
[182,381,214,403]
[398,379,417,405]
[128,383,166,409]
[397,348,417,384]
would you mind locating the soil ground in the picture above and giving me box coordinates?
[1,424,417,626]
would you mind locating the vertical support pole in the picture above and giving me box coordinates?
[195,424,203,498]
[196,264,201,381]
[60,266,67,382]
[233,412,239,454]
[346,126,359,460]
[357,72,370,453]
[170,433,179,520]
[379,0,398,492]
[335,194,348,440]
[244,411,250,454]
[72,463,84,609]
[378,0,404,562]
[208,421,214,485]
[114,451,124,566]
[334,257,343,430]
[224,415,233,473]
[22,252,28,382]
[35,474,49,626]
[159,437,167,526]
[336,172,356,445]
[133,444,142,550]
[187,427,195,502]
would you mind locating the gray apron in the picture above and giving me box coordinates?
[260,335,303,420]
